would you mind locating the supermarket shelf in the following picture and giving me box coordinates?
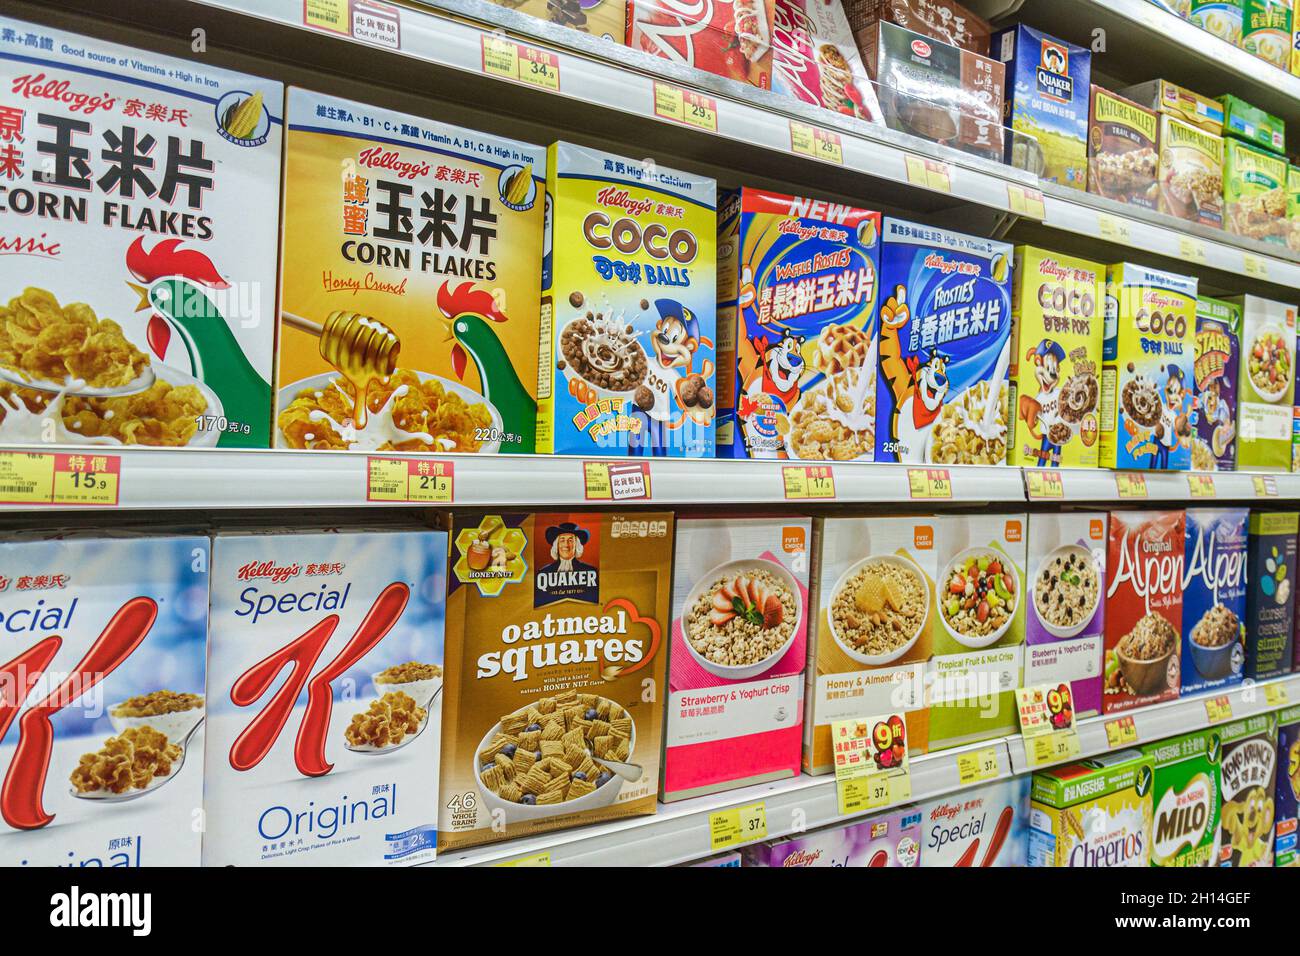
[1027,468,1300,503]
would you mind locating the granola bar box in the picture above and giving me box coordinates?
[1223,139,1288,245]
[1242,0,1294,70]
[1218,712,1279,866]
[277,88,545,454]
[1275,705,1300,867]
[1087,86,1159,211]
[772,0,883,123]
[844,0,992,67]
[0,535,207,867]
[1102,510,1184,713]
[1099,263,1197,471]
[1121,79,1224,134]
[627,0,776,88]
[485,0,627,43]
[742,805,922,866]
[1025,512,1107,719]
[204,529,446,866]
[1193,296,1241,471]
[1156,115,1226,229]
[662,516,809,801]
[1142,728,1221,867]
[716,188,881,460]
[439,512,673,850]
[0,18,280,449]
[875,219,1013,465]
[538,142,717,458]
[1008,247,1104,468]
[1229,295,1297,470]
[1027,749,1155,867]
[918,775,1030,866]
[1180,509,1248,697]
[1244,511,1297,680]
[1219,93,1286,154]
[804,515,936,773]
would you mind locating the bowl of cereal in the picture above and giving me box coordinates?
[828,553,929,665]
[781,367,876,462]
[681,558,801,680]
[372,661,443,708]
[1246,325,1292,403]
[1032,545,1100,639]
[344,690,433,753]
[1188,604,1243,680]
[557,314,650,401]
[108,690,205,746]
[1116,612,1179,695]
[937,547,1019,648]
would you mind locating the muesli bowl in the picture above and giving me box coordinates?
[828,553,930,666]
[1246,324,1291,403]
[108,693,205,745]
[1116,613,1178,695]
[1188,605,1243,681]
[936,546,1019,649]
[1032,544,1100,640]
[681,557,802,681]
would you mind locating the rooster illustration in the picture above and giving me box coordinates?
[877,284,949,460]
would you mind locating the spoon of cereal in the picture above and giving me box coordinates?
[69,717,205,804]
[0,364,158,399]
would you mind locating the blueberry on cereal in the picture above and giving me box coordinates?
[520,794,536,805]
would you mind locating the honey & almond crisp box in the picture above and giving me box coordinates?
[439,513,673,850]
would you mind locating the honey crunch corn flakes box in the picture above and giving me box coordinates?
[1028,749,1154,867]
[0,18,280,448]
[1218,712,1278,867]
[276,88,544,454]
[439,512,673,851]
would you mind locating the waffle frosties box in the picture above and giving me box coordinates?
[0,18,281,450]
[1028,749,1155,867]
[0,534,208,867]
[204,529,446,866]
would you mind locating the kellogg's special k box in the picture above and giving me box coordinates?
[919,775,1029,866]
[772,0,882,122]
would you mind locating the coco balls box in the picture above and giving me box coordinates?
[1180,509,1248,697]
[1229,295,1296,471]
[1244,511,1297,680]
[1193,296,1241,471]
[1218,712,1279,867]
[1143,728,1221,867]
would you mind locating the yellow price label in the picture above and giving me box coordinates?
[1243,253,1270,280]
[782,465,835,500]
[1006,183,1045,219]
[481,35,561,92]
[1026,728,1082,768]
[1025,469,1064,499]
[1205,695,1233,725]
[1252,475,1278,497]
[709,801,767,850]
[1187,474,1216,498]
[1178,236,1207,265]
[0,452,55,504]
[303,0,350,34]
[653,81,718,132]
[956,746,1001,785]
[494,851,551,867]
[1104,716,1139,749]
[367,457,453,503]
[837,771,910,816]
[1265,683,1290,707]
[583,460,650,501]
[1098,214,1131,244]
[908,467,952,499]
[789,120,844,165]
[904,155,953,193]
[1115,472,1148,498]
[0,453,120,506]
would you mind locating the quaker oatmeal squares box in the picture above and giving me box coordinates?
[742,805,922,866]
[627,0,776,88]
[1242,0,1294,70]
[716,188,881,460]
[1142,729,1221,867]
[875,219,1013,466]
[1223,139,1289,245]
[1180,509,1248,697]
[1189,0,1244,43]
[1218,713,1279,866]
[772,0,883,122]
[1192,297,1241,471]
[1228,295,1296,470]
[539,143,716,458]
[1028,749,1155,867]
[0,535,207,867]
[440,512,673,850]
[1156,116,1226,228]
[662,517,809,801]
[204,529,445,866]
[1088,86,1159,211]
[1025,512,1107,719]
[277,89,545,454]
[1244,511,1297,680]
[1275,706,1300,866]
[485,0,627,42]
[919,775,1030,866]
[0,19,280,449]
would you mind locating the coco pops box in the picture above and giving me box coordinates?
[1180,509,1248,697]
[627,0,776,88]
[1028,749,1155,867]
[277,88,545,454]
[1142,728,1221,867]
[1276,705,1300,867]
[1218,712,1278,867]
[1192,296,1241,471]
[0,18,281,449]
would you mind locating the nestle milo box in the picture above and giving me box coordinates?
[1245,511,1297,680]
[1142,729,1221,867]
[1218,712,1279,867]
[1028,748,1155,867]
[1192,297,1241,471]
[1276,705,1300,867]
[1229,295,1296,471]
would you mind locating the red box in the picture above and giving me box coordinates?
[628,0,777,88]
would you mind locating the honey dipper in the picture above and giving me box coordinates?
[282,310,401,380]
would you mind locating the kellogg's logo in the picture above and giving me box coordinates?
[237,560,302,584]
[534,518,600,607]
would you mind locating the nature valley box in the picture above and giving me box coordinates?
[1088,86,1159,211]
[1289,165,1300,252]
[439,512,673,850]
[1219,93,1286,154]
[1228,295,1296,470]
[1218,712,1279,866]
[1223,139,1288,245]
[1028,749,1155,867]
[1192,297,1241,471]
[1181,509,1248,697]
[1122,79,1224,133]
[1142,729,1221,867]
[1275,705,1300,866]
[277,88,545,454]
[1155,115,1225,229]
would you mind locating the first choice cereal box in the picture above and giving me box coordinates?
[1142,729,1221,867]
[1180,509,1248,697]
[1244,511,1297,681]
[742,805,922,866]
[627,0,776,88]
[1275,705,1300,867]
[1223,139,1288,245]
[919,775,1030,866]
[484,0,627,42]
[439,512,673,850]
[662,516,809,801]
[276,88,545,454]
[538,142,717,457]
[1087,86,1159,211]
[772,0,883,123]
[1100,263,1197,471]
[1028,749,1155,867]
[1229,295,1296,471]
[716,188,881,461]
[1193,296,1241,471]
[1156,116,1225,229]
[1008,247,1104,468]
[875,219,1013,466]
[0,18,280,449]
[1103,510,1185,713]
[1218,712,1278,867]
[1242,0,1294,70]
[204,529,446,866]
[0,535,208,867]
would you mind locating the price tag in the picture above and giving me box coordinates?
[1187,474,1216,498]
[1252,475,1278,497]
[904,155,953,193]
[1098,214,1131,244]
[831,715,911,816]
[1017,682,1081,768]
[956,746,1001,785]
[1025,469,1064,499]
[709,801,767,850]
[0,452,120,506]
[1178,236,1207,265]
[1243,253,1270,280]
[1204,695,1233,724]
[481,35,560,91]
[782,464,835,500]
[303,0,350,34]
[1265,683,1290,707]
[653,82,718,132]
[789,120,843,165]
[1115,472,1147,498]
[0,451,55,504]
[1104,715,1139,749]
[1006,183,1046,219]
[583,461,651,501]
[907,467,952,499]
[494,851,551,867]
[1028,729,1082,767]
[367,457,453,503]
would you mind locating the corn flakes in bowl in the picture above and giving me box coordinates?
[0,287,148,390]
[344,690,428,752]
[109,690,205,743]
[781,366,875,462]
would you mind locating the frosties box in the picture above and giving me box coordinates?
[0,535,208,867]
[742,805,922,866]
[919,775,1030,866]
[1275,705,1300,867]
[1218,713,1278,867]
[204,529,447,866]
[627,0,777,88]
[1180,509,1247,697]
[1142,729,1221,867]
[773,0,883,122]
[1028,749,1154,867]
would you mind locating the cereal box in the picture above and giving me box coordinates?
[1142,729,1221,867]
[875,219,1013,465]
[994,25,1091,190]
[276,89,545,454]
[1288,165,1300,252]
[1223,139,1289,245]
[0,535,207,867]
[1229,295,1297,470]
[1180,509,1248,697]
[1099,263,1197,471]
[1242,0,1294,69]
[1121,79,1224,133]
[538,142,717,457]
[928,514,1026,750]
[1025,512,1107,719]
[1193,296,1241,471]
[1218,712,1278,866]
[1087,86,1159,211]
[1103,511,1184,713]
[203,529,445,866]
[0,19,280,449]
[627,0,777,88]
[689,851,742,866]
[1028,749,1155,867]
[1219,94,1286,154]
[485,0,627,42]
[743,805,923,866]
[1156,116,1226,228]
[439,512,673,850]
[1244,511,1297,680]
[716,188,881,460]
[844,0,992,66]
[919,775,1030,866]
[1190,0,1244,43]
[662,516,809,801]
[804,515,936,772]
[772,0,883,122]
[1275,705,1300,866]
[1008,247,1104,468]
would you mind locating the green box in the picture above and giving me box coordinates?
[1223,139,1288,244]
[1242,0,1293,70]
[1142,729,1221,866]
[1219,93,1286,154]
[1028,749,1155,867]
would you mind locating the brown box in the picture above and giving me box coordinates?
[846,0,991,72]
[1088,85,1159,211]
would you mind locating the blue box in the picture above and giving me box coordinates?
[1180,509,1248,696]
[1276,707,1300,867]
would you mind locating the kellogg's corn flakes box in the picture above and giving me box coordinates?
[276,88,544,454]
[1193,297,1241,471]
[717,188,880,460]
[1218,712,1278,867]
[0,535,208,867]
[1142,728,1221,867]
[1180,509,1248,697]
[1275,705,1300,867]
[204,529,446,866]
[874,220,1013,465]
[1028,749,1154,867]
[1229,295,1296,471]
[539,143,716,457]
[0,18,280,449]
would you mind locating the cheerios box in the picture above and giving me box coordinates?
[439,512,673,851]
[1244,511,1297,680]
[204,529,446,866]
[1228,295,1297,472]
[1028,748,1155,867]
[538,143,717,458]
[1193,297,1241,471]
[1180,510,1248,698]
[0,18,280,449]
[1218,712,1278,867]
[1142,728,1221,867]
[0,535,208,867]
[874,219,1013,466]
[1025,512,1107,719]
[742,805,922,866]
[662,516,809,801]
[276,88,545,454]
[716,187,881,460]
[1008,247,1105,468]
[919,775,1030,866]
[1100,264,1198,471]
[1274,705,1300,867]
[804,515,936,773]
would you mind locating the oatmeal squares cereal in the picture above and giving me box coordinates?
[112,690,203,718]
[376,662,443,683]
[70,727,182,794]
[345,692,426,749]
[0,288,147,389]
